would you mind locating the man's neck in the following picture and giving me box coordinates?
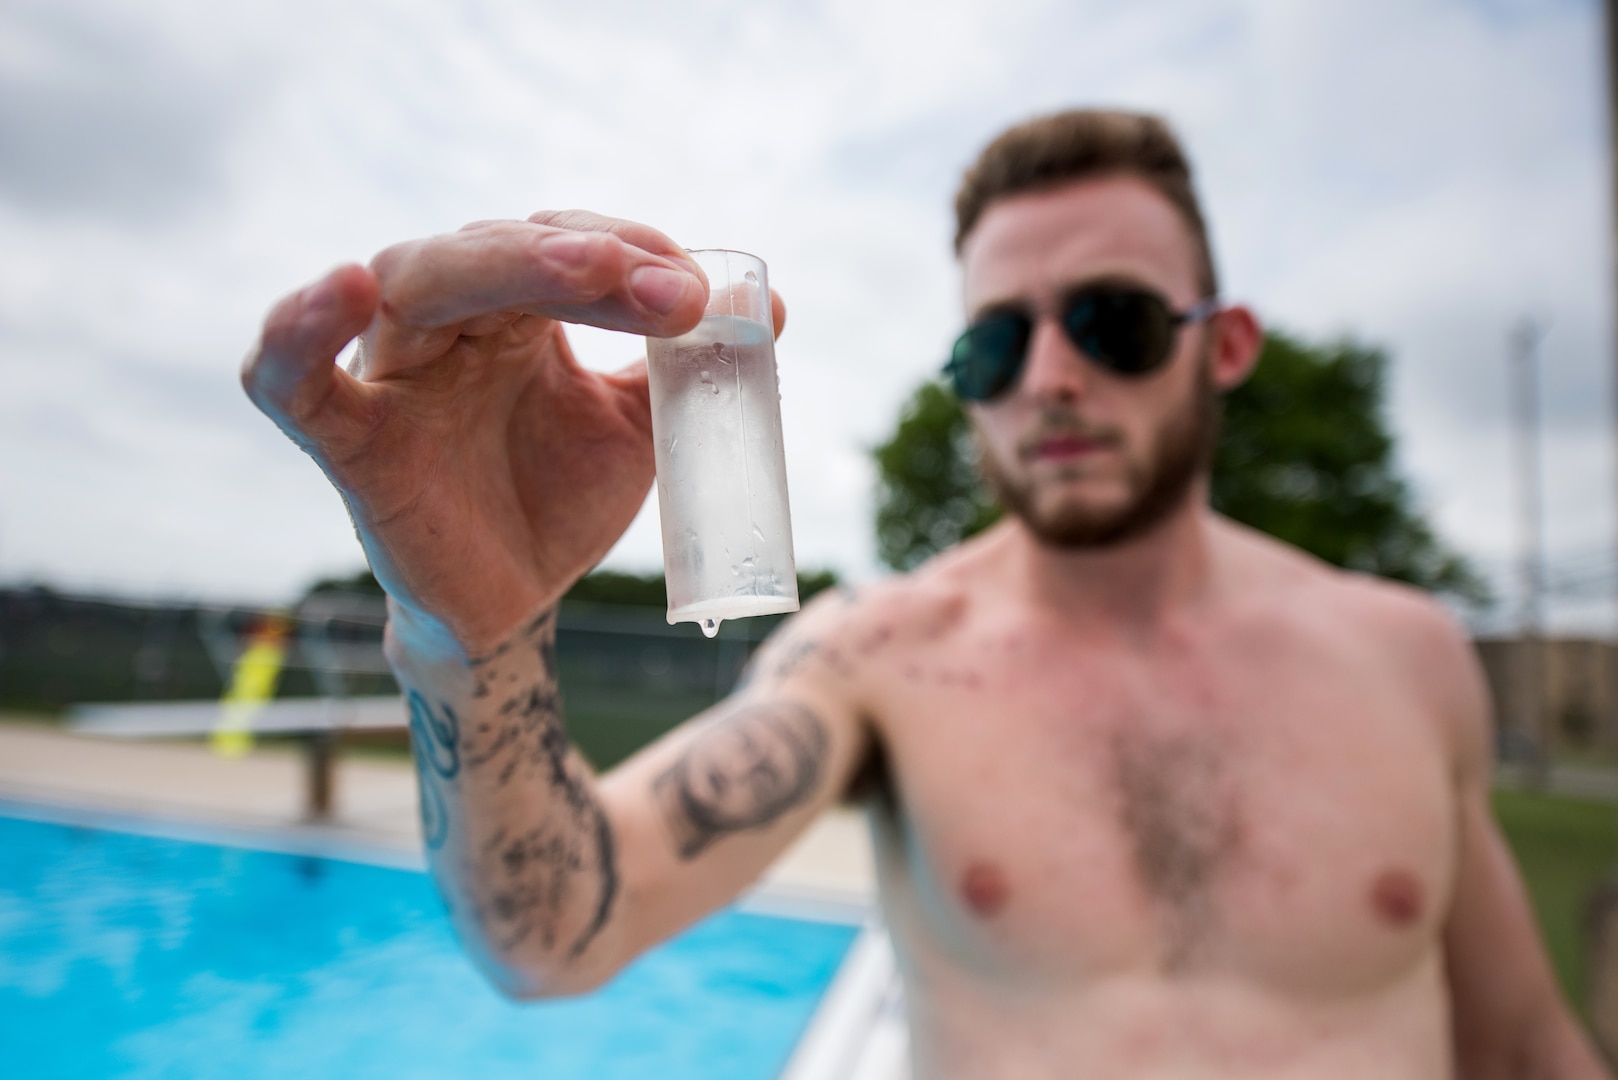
[1003,488,1220,637]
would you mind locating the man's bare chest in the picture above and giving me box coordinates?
[861,622,1458,997]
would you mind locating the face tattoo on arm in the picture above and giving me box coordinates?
[653,702,829,859]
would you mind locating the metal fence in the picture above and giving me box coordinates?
[1,586,776,769]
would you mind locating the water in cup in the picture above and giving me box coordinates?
[648,309,798,636]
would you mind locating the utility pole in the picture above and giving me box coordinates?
[1605,0,1618,760]
[1511,319,1549,782]
[1585,5,1618,1048]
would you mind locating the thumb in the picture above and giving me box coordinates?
[607,356,651,423]
[243,264,380,455]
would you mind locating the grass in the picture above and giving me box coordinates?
[1492,789,1618,1014]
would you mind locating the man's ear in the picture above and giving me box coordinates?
[1207,305,1263,392]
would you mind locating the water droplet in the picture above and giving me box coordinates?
[701,618,720,638]
[711,342,731,365]
[666,435,678,453]
[740,556,756,569]
[744,270,758,286]
[751,525,767,543]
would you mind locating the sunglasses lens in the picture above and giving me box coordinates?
[946,288,1189,398]
[949,314,1030,401]
[1064,289,1175,375]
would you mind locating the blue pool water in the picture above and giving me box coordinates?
[0,809,859,1079]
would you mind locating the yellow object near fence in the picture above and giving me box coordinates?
[210,615,291,758]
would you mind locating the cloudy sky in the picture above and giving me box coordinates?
[0,0,1611,633]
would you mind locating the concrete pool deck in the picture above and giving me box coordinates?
[0,716,878,899]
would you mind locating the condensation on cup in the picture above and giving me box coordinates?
[645,249,798,637]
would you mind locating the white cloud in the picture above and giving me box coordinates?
[0,0,1611,633]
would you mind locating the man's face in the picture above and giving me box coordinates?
[959,176,1220,549]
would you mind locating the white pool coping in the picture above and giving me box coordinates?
[779,928,910,1080]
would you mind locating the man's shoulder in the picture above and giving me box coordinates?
[802,560,978,645]
[1221,521,1487,745]
[743,562,977,695]
[1222,519,1463,642]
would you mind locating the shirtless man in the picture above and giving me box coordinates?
[243,110,1609,1077]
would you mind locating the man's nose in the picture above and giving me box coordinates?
[1016,318,1090,402]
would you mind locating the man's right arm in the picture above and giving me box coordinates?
[386,589,870,998]
[240,209,840,997]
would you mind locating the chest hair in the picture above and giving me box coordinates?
[1110,724,1246,970]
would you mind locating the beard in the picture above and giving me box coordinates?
[976,357,1221,550]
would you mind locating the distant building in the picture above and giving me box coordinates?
[1473,637,1618,760]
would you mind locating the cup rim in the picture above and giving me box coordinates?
[683,247,764,264]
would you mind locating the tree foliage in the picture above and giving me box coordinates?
[871,330,1488,603]
[871,382,1003,572]
[1212,332,1486,601]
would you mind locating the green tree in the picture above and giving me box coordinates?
[872,382,1002,572]
[871,330,1488,603]
[1212,332,1486,601]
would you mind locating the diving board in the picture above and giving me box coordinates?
[70,696,406,738]
[68,696,407,821]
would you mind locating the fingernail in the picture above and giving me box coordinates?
[630,265,690,314]
[543,232,594,268]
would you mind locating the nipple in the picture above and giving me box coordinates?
[1369,869,1423,928]
[960,861,1010,918]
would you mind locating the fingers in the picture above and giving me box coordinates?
[368,214,708,348]
[242,264,379,452]
[531,212,787,341]
[526,210,698,272]
[771,290,787,339]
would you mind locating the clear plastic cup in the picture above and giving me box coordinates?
[645,249,798,637]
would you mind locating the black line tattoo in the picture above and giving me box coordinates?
[470,608,554,691]
[404,607,618,960]
[408,690,461,779]
[417,767,449,851]
[466,610,616,961]
[653,702,829,859]
[735,634,819,693]
[407,691,458,852]
[770,638,821,681]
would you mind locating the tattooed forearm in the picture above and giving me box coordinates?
[408,690,461,779]
[653,702,829,859]
[471,812,617,960]
[415,766,450,851]
[407,691,460,850]
[401,607,618,963]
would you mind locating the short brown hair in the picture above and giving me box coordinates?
[953,109,1218,296]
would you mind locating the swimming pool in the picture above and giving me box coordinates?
[0,804,861,1079]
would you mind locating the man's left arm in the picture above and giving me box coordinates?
[1431,608,1611,1078]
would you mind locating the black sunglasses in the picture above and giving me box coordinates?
[943,285,1220,402]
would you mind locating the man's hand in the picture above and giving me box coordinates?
[243,211,716,655]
